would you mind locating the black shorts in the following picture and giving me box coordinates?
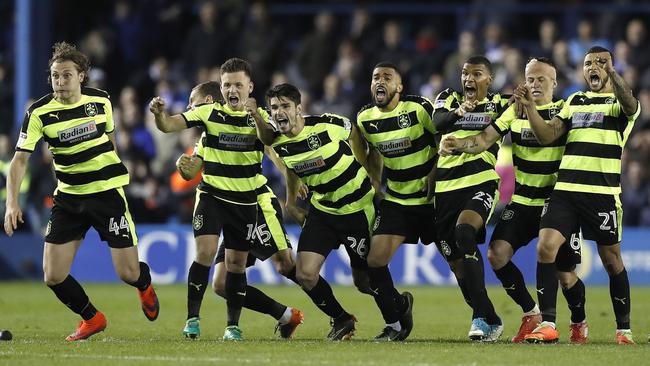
[298,206,374,270]
[434,181,498,261]
[492,202,581,271]
[192,191,256,251]
[214,189,292,265]
[46,188,137,249]
[373,199,436,245]
[540,190,623,246]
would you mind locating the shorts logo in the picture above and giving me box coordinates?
[439,240,452,257]
[398,111,411,129]
[307,134,321,150]
[501,209,514,221]
[541,201,549,217]
[605,97,616,105]
[193,215,204,230]
[45,221,52,236]
[85,102,98,117]
[57,121,98,143]
[373,216,381,231]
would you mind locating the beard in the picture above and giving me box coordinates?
[374,89,397,107]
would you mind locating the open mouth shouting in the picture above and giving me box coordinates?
[374,85,388,105]
[588,71,602,90]
[463,83,477,100]
[275,115,290,130]
[227,95,240,108]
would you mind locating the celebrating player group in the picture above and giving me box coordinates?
[4,41,639,345]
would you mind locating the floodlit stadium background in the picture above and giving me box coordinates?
[1,1,650,286]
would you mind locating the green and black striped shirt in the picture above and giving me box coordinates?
[356,95,438,205]
[182,102,269,205]
[554,91,640,195]
[16,87,128,195]
[434,89,509,193]
[272,114,374,215]
[492,100,566,206]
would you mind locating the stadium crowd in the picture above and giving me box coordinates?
[2,0,650,233]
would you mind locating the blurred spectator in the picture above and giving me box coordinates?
[621,159,648,226]
[312,74,354,118]
[295,11,339,98]
[568,19,612,65]
[529,19,558,59]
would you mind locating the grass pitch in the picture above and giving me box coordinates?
[0,282,648,365]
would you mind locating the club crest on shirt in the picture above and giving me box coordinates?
[398,111,411,129]
[247,114,256,127]
[548,106,560,119]
[484,102,496,113]
[85,102,98,117]
[307,134,322,150]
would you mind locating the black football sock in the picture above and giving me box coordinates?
[127,262,153,291]
[494,261,536,313]
[243,285,286,320]
[48,275,97,320]
[609,268,631,329]
[562,277,586,323]
[186,261,210,319]
[303,277,346,319]
[368,265,402,324]
[225,271,247,326]
[536,262,558,323]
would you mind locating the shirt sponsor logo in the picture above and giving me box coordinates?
[293,156,326,174]
[376,137,412,155]
[571,112,604,128]
[218,132,256,150]
[57,121,98,143]
[520,128,537,142]
[454,113,492,129]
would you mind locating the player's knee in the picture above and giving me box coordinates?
[296,269,318,290]
[43,271,67,286]
[487,242,510,269]
[455,224,476,251]
[212,279,226,298]
[366,252,388,268]
[273,255,295,277]
[558,271,578,289]
[536,241,558,261]
[195,250,216,266]
[599,250,624,275]
[116,264,140,283]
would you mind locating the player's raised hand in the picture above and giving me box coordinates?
[513,84,533,106]
[594,55,615,74]
[149,96,166,115]
[439,135,460,156]
[455,100,478,117]
[4,203,24,236]
[244,98,259,116]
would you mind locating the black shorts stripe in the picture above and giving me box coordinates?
[514,182,554,200]
[203,161,262,179]
[274,131,333,157]
[360,111,420,134]
[436,158,494,182]
[386,187,428,200]
[39,102,107,126]
[203,134,264,153]
[319,177,372,209]
[55,162,127,186]
[557,169,620,187]
[513,156,560,175]
[44,123,107,148]
[53,140,115,166]
[310,160,362,194]
[563,141,622,159]
[197,181,257,204]
[293,142,348,179]
[385,158,435,182]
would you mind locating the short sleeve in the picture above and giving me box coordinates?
[194,132,206,159]
[104,97,115,133]
[181,103,213,128]
[15,110,43,152]
[492,104,515,136]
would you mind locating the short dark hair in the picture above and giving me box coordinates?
[586,45,614,63]
[266,83,302,106]
[220,57,252,78]
[194,81,222,100]
[464,55,492,73]
[528,56,556,69]
[373,61,401,75]
[48,42,90,85]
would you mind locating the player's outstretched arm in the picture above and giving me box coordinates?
[149,96,187,133]
[4,151,29,236]
[247,98,275,146]
[439,125,501,156]
[515,85,565,145]
[176,153,203,181]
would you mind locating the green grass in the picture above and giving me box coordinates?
[0,282,648,365]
